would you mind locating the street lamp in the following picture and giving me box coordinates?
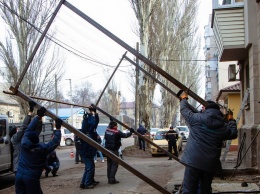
[66,79,73,126]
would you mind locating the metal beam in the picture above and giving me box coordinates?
[63,1,208,107]
[96,52,127,105]
[13,0,65,92]
[4,88,176,194]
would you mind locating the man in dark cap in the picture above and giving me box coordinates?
[104,121,134,184]
[165,126,179,160]
[178,92,238,194]
[15,106,63,194]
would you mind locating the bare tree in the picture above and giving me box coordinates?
[72,81,97,106]
[130,0,202,128]
[0,0,64,116]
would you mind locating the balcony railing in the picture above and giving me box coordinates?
[213,0,244,9]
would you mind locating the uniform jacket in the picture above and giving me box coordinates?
[11,115,32,172]
[165,129,178,143]
[17,116,61,179]
[80,113,99,158]
[105,127,132,151]
[180,99,238,173]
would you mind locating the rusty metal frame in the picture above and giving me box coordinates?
[4,1,173,193]
[63,0,208,107]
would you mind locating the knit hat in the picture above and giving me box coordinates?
[109,121,117,128]
[205,100,220,110]
[27,131,39,144]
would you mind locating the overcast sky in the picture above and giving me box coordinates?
[0,0,212,103]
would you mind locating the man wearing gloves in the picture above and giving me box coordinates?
[11,101,36,174]
[15,106,63,194]
[79,106,99,189]
[178,91,238,194]
[104,121,134,184]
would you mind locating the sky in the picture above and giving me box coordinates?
[0,0,212,103]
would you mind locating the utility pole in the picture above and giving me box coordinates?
[135,42,139,130]
[66,79,73,126]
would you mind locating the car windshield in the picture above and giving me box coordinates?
[177,127,188,132]
[150,128,159,132]
[154,131,167,140]
[96,125,108,136]
[64,128,72,134]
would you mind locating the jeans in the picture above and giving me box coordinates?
[81,157,95,186]
[45,162,59,175]
[15,172,43,194]
[107,149,119,182]
[182,166,214,194]
[94,150,104,161]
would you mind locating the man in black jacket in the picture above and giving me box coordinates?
[104,121,134,184]
[165,126,179,160]
[137,124,147,151]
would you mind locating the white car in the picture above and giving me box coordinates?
[60,128,74,146]
[175,126,189,141]
[150,128,160,138]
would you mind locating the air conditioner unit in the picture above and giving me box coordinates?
[228,64,236,81]
[8,110,14,117]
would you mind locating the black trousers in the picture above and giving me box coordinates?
[138,137,145,150]
[168,141,178,158]
[107,149,119,182]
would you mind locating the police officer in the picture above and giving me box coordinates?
[165,126,179,160]
[104,121,134,184]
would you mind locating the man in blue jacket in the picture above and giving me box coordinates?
[137,124,147,151]
[15,106,63,194]
[179,92,238,194]
[79,106,99,189]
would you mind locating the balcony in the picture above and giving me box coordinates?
[211,0,245,62]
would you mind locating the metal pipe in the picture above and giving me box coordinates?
[63,1,208,107]
[5,87,173,194]
[4,90,183,165]
[96,52,127,105]
[13,0,65,92]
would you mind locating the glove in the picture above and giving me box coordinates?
[129,128,135,133]
[177,90,188,100]
[55,118,63,129]
[89,106,96,113]
[29,101,36,112]
[37,107,46,117]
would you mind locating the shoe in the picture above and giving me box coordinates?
[108,180,120,184]
[102,160,104,163]
[80,183,85,189]
[75,162,78,164]
[92,180,99,186]
[52,174,58,177]
[168,158,172,160]
[85,185,94,189]
[139,148,142,150]
[143,149,145,151]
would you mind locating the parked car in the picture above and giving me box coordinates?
[150,128,160,139]
[96,123,109,144]
[60,128,74,146]
[175,126,189,141]
[150,128,183,156]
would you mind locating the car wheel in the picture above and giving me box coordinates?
[65,138,73,146]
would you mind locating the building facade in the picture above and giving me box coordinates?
[212,0,260,169]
